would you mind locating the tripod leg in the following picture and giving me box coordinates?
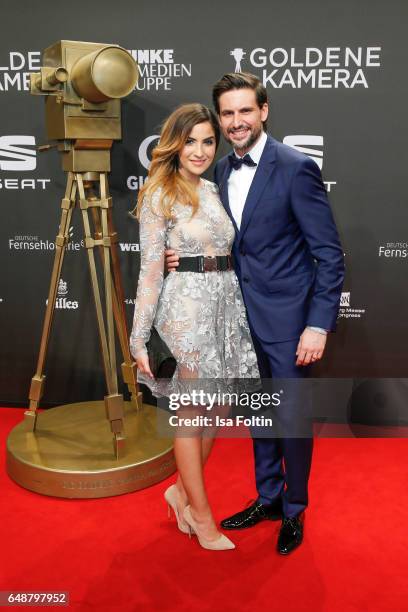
[78,174,126,459]
[90,175,141,411]
[25,172,77,431]
[105,176,142,410]
[99,175,128,456]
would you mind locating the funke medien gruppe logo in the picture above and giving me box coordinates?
[128,49,192,92]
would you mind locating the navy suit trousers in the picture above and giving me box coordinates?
[250,331,313,518]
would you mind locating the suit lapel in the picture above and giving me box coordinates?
[218,159,239,236]
[238,136,277,241]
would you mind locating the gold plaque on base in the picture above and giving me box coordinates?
[6,401,175,499]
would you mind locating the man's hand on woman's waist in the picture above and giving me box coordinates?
[165,249,179,272]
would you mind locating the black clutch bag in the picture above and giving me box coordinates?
[145,327,177,379]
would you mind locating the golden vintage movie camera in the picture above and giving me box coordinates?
[26,41,140,457]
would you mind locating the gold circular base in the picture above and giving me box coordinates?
[6,401,175,499]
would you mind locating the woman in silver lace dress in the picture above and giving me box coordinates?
[130,104,259,550]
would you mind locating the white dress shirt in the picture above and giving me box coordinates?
[227,131,267,230]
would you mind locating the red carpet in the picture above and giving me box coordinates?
[1,407,408,612]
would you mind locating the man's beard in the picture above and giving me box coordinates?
[226,124,263,153]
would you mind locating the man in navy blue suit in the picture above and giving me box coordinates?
[167,72,344,554]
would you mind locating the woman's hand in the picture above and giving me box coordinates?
[136,352,154,379]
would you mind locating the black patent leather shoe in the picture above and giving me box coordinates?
[221,499,282,530]
[277,515,303,555]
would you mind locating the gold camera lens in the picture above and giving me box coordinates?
[71,46,138,103]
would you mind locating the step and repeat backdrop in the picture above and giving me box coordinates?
[0,0,407,425]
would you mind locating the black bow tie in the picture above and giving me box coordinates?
[228,153,257,171]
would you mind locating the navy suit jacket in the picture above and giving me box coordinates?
[214,134,345,343]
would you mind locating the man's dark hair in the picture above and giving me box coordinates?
[212,72,268,130]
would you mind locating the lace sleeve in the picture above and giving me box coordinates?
[130,191,167,358]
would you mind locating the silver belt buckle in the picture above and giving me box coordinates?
[203,256,217,272]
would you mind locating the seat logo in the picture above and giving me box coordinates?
[0,135,36,171]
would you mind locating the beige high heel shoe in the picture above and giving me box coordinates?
[183,506,236,550]
[164,485,189,534]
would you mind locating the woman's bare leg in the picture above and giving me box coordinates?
[173,402,232,539]
[174,403,231,506]
[175,437,214,502]
[173,434,220,540]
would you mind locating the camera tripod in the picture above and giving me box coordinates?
[25,143,141,459]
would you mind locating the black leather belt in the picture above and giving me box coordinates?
[176,255,233,273]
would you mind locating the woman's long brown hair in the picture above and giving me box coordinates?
[133,103,220,219]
